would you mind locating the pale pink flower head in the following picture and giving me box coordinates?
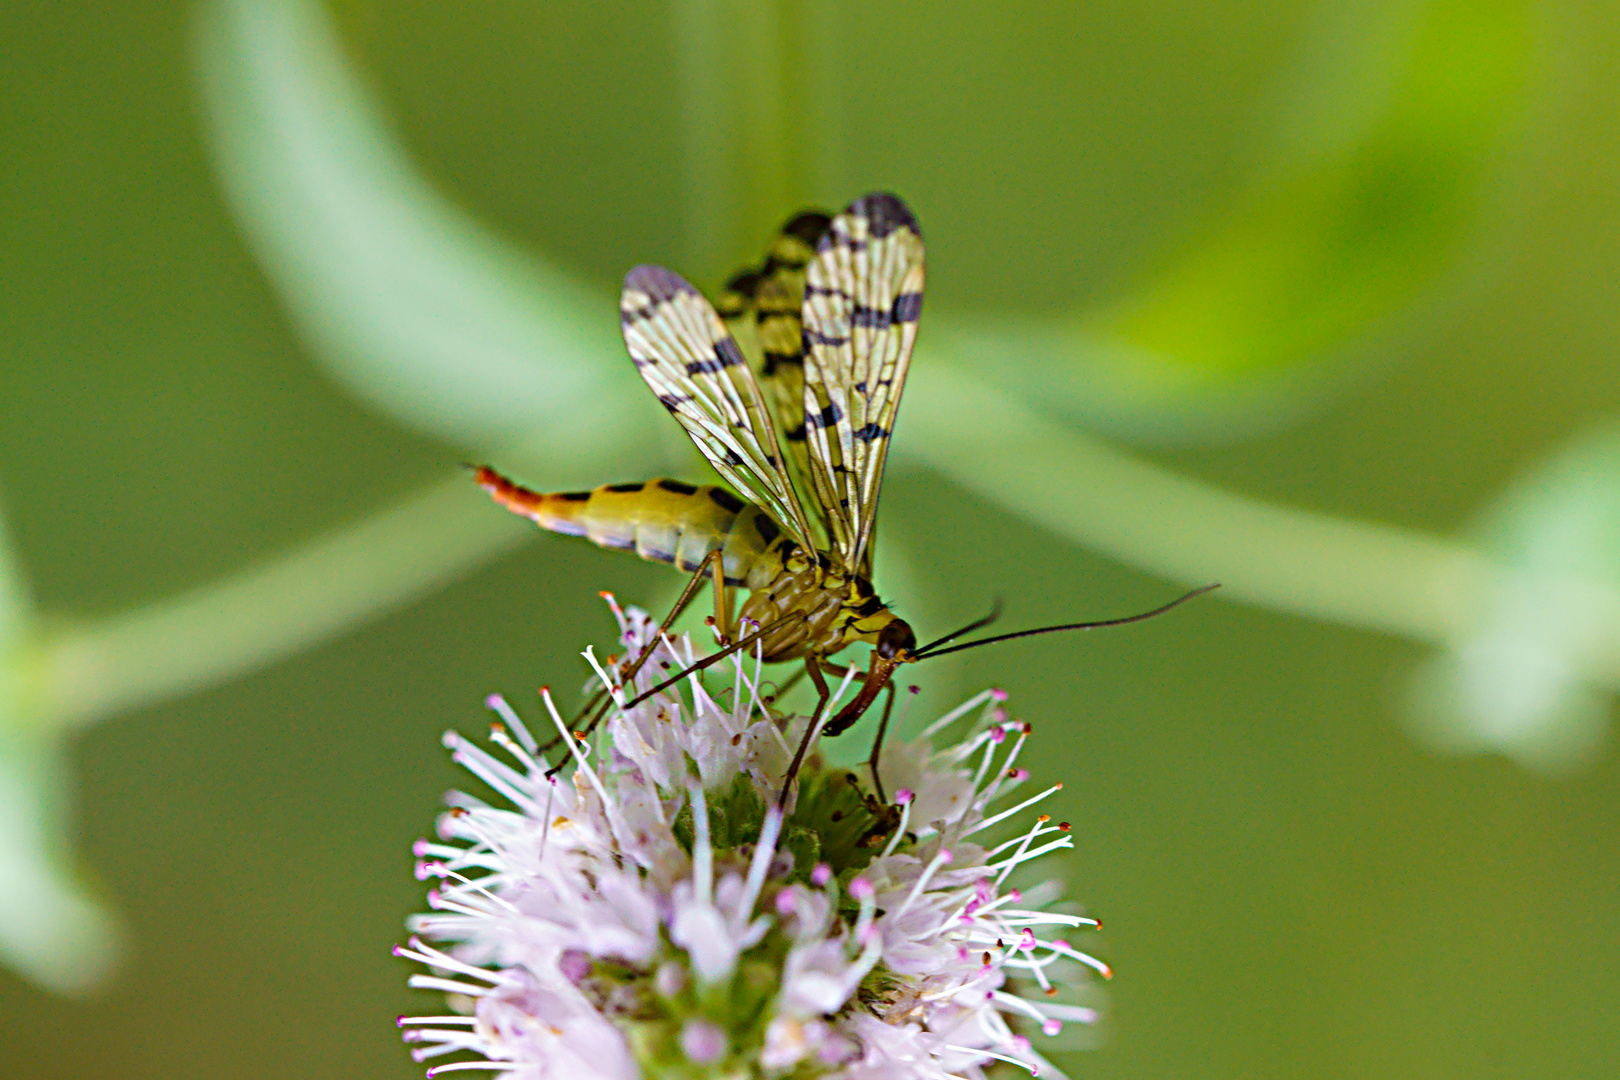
[399,598,1105,1079]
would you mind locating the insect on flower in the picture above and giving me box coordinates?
[476,193,1213,801]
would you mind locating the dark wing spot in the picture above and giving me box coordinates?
[722,447,746,466]
[558,490,591,502]
[687,339,745,376]
[804,329,850,348]
[605,481,645,493]
[658,479,698,496]
[658,394,691,413]
[724,269,763,299]
[806,402,844,429]
[784,211,833,246]
[707,487,745,514]
[752,512,781,546]
[846,192,920,240]
[849,304,893,329]
[853,423,887,443]
[782,423,807,442]
[761,350,805,376]
[623,264,702,302]
[893,291,923,322]
[619,303,656,327]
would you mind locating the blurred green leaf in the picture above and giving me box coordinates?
[946,0,1535,440]
[1406,422,1620,773]
[194,0,640,457]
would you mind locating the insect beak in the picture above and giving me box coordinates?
[820,651,901,738]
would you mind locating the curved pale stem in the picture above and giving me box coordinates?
[42,474,529,731]
[904,354,1620,687]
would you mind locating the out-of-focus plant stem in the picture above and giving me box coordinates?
[908,354,1620,687]
[42,473,529,733]
[28,360,1620,739]
[670,0,845,279]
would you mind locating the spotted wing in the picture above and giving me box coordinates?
[715,210,833,516]
[621,265,817,550]
[799,193,926,573]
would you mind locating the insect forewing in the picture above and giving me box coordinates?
[716,211,833,525]
[800,193,926,573]
[621,265,817,550]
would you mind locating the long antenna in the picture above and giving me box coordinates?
[912,598,1005,657]
[910,584,1220,661]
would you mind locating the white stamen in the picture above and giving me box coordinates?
[690,785,713,907]
[735,807,782,934]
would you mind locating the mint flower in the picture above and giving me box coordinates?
[398,598,1105,1078]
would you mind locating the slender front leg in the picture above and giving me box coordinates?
[820,652,899,737]
[780,659,833,808]
[619,613,804,712]
[544,549,724,773]
[864,680,899,805]
[815,657,897,803]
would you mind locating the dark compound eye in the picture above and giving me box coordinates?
[876,621,917,660]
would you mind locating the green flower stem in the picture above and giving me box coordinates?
[906,354,1620,682]
[42,473,529,732]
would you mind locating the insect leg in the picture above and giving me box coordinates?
[820,651,898,738]
[622,546,727,685]
[779,658,833,808]
[812,658,897,803]
[542,549,724,773]
[863,680,899,805]
[708,553,733,647]
[762,666,807,708]
[765,654,851,713]
[618,612,802,712]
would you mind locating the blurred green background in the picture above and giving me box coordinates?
[5,0,1620,1076]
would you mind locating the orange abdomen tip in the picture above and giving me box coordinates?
[473,466,546,519]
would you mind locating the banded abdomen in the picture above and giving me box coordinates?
[474,468,789,590]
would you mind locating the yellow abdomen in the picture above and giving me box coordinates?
[474,468,789,589]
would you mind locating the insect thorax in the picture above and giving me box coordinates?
[737,552,912,663]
